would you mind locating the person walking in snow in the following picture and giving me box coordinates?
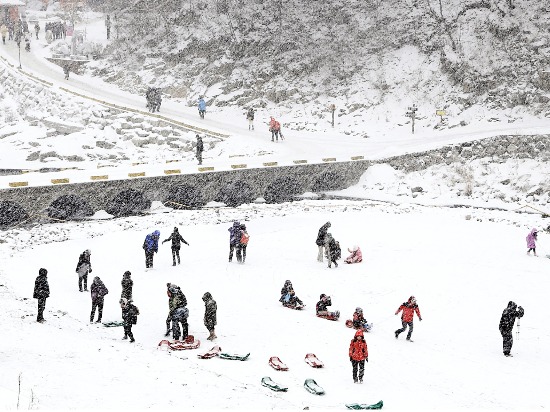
[228,221,242,262]
[196,134,204,165]
[0,24,7,45]
[345,245,363,264]
[198,97,206,119]
[76,249,92,292]
[349,329,368,383]
[34,22,40,40]
[33,268,50,323]
[316,222,331,262]
[142,230,160,269]
[120,298,139,342]
[246,108,255,130]
[162,227,189,266]
[63,63,70,80]
[499,301,524,357]
[235,223,249,263]
[326,233,341,268]
[526,228,538,256]
[90,276,109,323]
[167,283,188,340]
[395,296,422,341]
[121,271,133,301]
[202,292,217,340]
[268,116,281,142]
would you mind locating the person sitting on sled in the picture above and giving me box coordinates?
[345,245,363,264]
[316,294,339,318]
[283,288,304,308]
[352,307,372,331]
[279,280,293,303]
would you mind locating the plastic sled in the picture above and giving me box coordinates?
[304,353,324,368]
[345,319,373,332]
[317,310,340,321]
[261,376,288,392]
[345,400,384,410]
[220,352,250,361]
[158,335,200,350]
[198,345,222,359]
[304,378,325,395]
[269,356,289,371]
[283,302,305,310]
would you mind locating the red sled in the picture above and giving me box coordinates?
[316,310,340,321]
[269,356,289,371]
[304,353,324,368]
[345,319,373,332]
[283,303,305,310]
[158,335,201,350]
[198,345,222,359]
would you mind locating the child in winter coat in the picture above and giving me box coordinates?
[316,294,340,319]
[526,228,538,256]
[345,245,363,264]
[202,292,217,340]
[121,271,133,301]
[120,298,139,343]
[349,329,368,383]
[90,276,109,323]
[279,280,293,303]
[395,296,422,341]
[326,234,341,268]
[352,307,372,331]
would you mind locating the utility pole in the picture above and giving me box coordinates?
[406,104,418,134]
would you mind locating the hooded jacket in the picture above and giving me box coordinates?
[76,250,92,276]
[316,222,331,246]
[168,285,187,313]
[349,329,368,361]
[395,296,422,323]
[316,295,332,313]
[499,301,524,333]
[228,221,242,246]
[202,292,217,328]
[345,246,363,263]
[198,98,206,111]
[33,269,50,299]
[121,272,133,300]
[143,230,160,252]
[90,277,109,300]
[526,228,538,249]
[279,280,293,302]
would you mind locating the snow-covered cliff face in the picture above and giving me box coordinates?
[89,1,550,116]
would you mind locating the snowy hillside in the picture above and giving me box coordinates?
[1,198,549,410]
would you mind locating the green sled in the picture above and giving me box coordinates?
[261,376,288,392]
[345,400,384,410]
[102,321,124,327]
[304,378,325,395]
[219,352,250,361]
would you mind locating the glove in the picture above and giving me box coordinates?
[365,358,368,363]
[349,357,353,362]
[419,318,422,321]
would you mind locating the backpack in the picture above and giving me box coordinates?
[240,231,250,245]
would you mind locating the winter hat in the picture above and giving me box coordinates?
[354,329,364,338]
[202,292,212,301]
[174,227,179,232]
[85,249,91,255]
[93,276,100,282]
[39,268,47,276]
[409,296,416,304]
[356,307,362,313]
[124,271,131,277]
[320,294,327,300]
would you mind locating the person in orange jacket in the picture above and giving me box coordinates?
[349,329,368,383]
[395,296,422,341]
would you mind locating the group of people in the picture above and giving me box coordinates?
[142,227,191,268]
[316,221,362,268]
[44,21,66,40]
[0,18,31,49]
[228,221,250,263]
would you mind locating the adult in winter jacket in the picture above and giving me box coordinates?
[269,116,281,142]
[395,296,422,341]
[33,268,50,323]
[499,301,524,357]
[162,227,189,266]
[235,223,249,263]
[246,108,255,130]
[120,298,139,342]
[121,271,133,301]
[349,329,368,383]
[167,283,188,340]
[345,246,363,264]
[228,221,241,262]
[76,249,92,292]
[526,228,538,256]
[142,230,160,269]
[90,277,109,323]
[196,134,204,165]
[202,292,217,340]
[326,234,341,268]
[316,222,331,262]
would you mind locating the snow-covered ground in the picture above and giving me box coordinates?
[0,198,548,410]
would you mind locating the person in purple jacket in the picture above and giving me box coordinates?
[526,228,538,256]
[227,221,241,262]
[143,230,160,268]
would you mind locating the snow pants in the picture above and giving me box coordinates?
[172,318,188,341]
[90,297,104,322]
[501,330,513,355]
[229,244,237,262]
[236,244,247,263]
[37,298,46,322]
[145,250,155,268]
[351,359,365,382]
[396,320,414,340]
[317,245,325,262]
[78,274,88,291]
[123,323,134,341]
[171,247,181,265]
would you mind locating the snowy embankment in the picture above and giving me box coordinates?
[0,198,549,410]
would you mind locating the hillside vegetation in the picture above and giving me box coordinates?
[91,0,550,118]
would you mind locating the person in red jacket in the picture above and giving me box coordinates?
[394,296,422,341]
[349,329,368,383]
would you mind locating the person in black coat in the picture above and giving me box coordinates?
[162,227,189,266]
[499,301,524,357]
[326,234,341,269]
[202,292,217,340]
[316,222,331,262]
[33,268,50,323]
[121,271,133,301]
[196,135,204,165]
[76,249,92,292]
[90,277,109,323]
[120,298,139,343]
